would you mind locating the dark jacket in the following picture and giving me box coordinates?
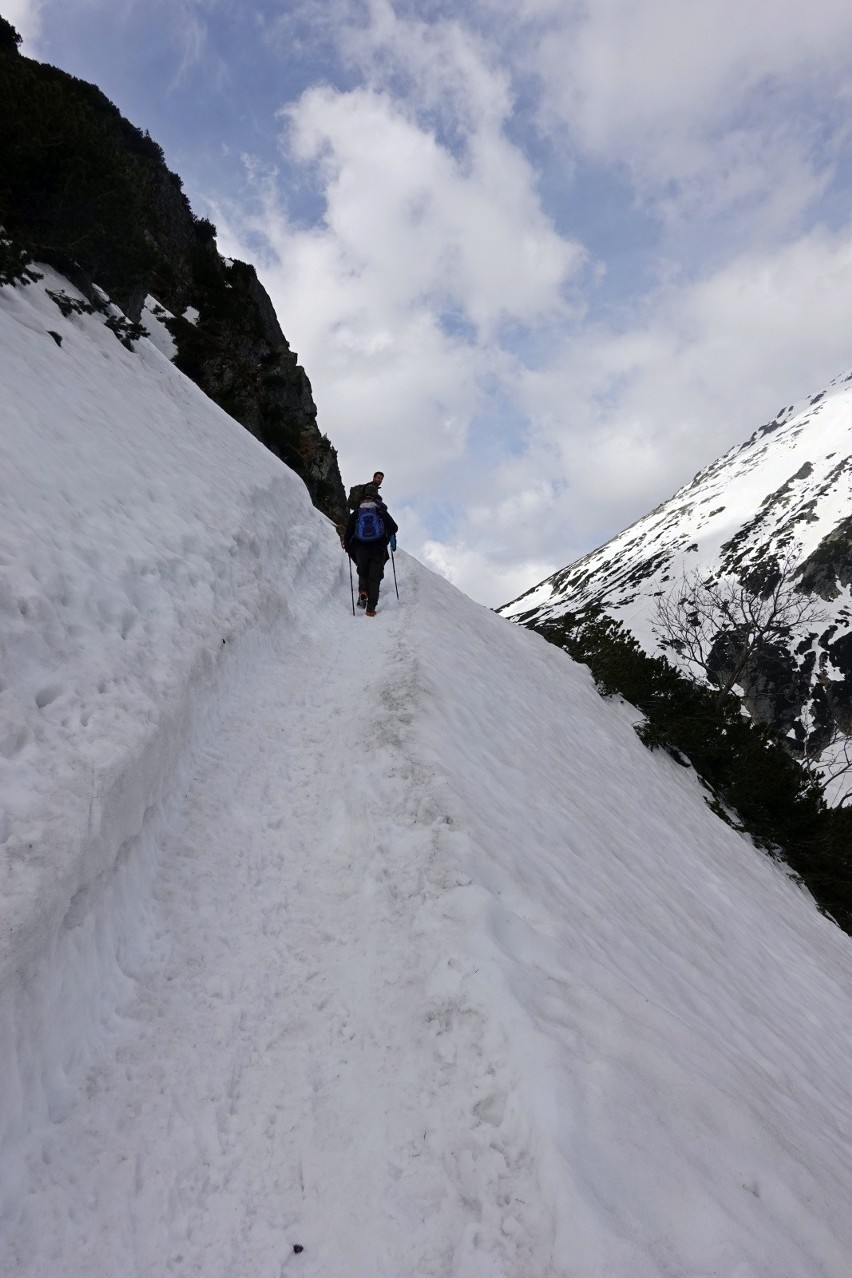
[343,500,398,557]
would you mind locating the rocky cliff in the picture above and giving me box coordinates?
[0,16,346,526]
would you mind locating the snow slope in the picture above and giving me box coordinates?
[499,374,852,645]
[2,272,852,1277]
[498,375,852,799]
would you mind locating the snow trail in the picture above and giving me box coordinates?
[1,581,548,1278]
[5,268,852,1278]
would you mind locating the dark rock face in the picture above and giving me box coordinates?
[797,515,852,600]
[821,632,852,735]
[0,25,346,526]
[706,631,814,746]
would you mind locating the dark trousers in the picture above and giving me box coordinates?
[355,543,386,609]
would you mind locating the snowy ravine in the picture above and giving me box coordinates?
[2,273,852,1278]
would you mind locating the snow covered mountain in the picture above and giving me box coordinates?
[500,374,852,793]
[3,267,852,1276]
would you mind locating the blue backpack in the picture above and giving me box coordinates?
[356,503,385,542]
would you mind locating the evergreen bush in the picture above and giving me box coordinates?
[0,233,42,287]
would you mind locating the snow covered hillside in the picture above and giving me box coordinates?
[500,376,852,788]
[501,374,852,636]
[3,271,852,1277]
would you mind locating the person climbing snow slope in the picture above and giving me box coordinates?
[343,483,398,616]
[347,470,385,511]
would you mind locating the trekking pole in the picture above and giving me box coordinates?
[391,549,400,601]
[348,553,355,615]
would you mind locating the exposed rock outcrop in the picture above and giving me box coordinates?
[0,17,345,525]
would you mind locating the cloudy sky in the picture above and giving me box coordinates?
[9,0,852,604]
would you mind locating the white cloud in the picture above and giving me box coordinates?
[519,0,852,237]
[212,66,582,500]
[422,538,558,612]
[213,167,489,494]
[419,223,852,604]
[284,83,582,335]
[341,0,514,132]
[530,225,852,538]
[204,4,852,607]
[32,0,852,609]
[529,0,852,151]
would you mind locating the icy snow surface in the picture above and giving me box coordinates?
[2,271,852,1277]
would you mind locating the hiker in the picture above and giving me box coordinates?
[343,483,398,616]
[347,470,385,511]
[341,470,387,555]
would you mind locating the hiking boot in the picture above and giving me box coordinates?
[365,607,377,617]
[357,591,368,609]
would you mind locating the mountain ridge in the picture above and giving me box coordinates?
[0,14,347,526]
[500,366,852,794]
